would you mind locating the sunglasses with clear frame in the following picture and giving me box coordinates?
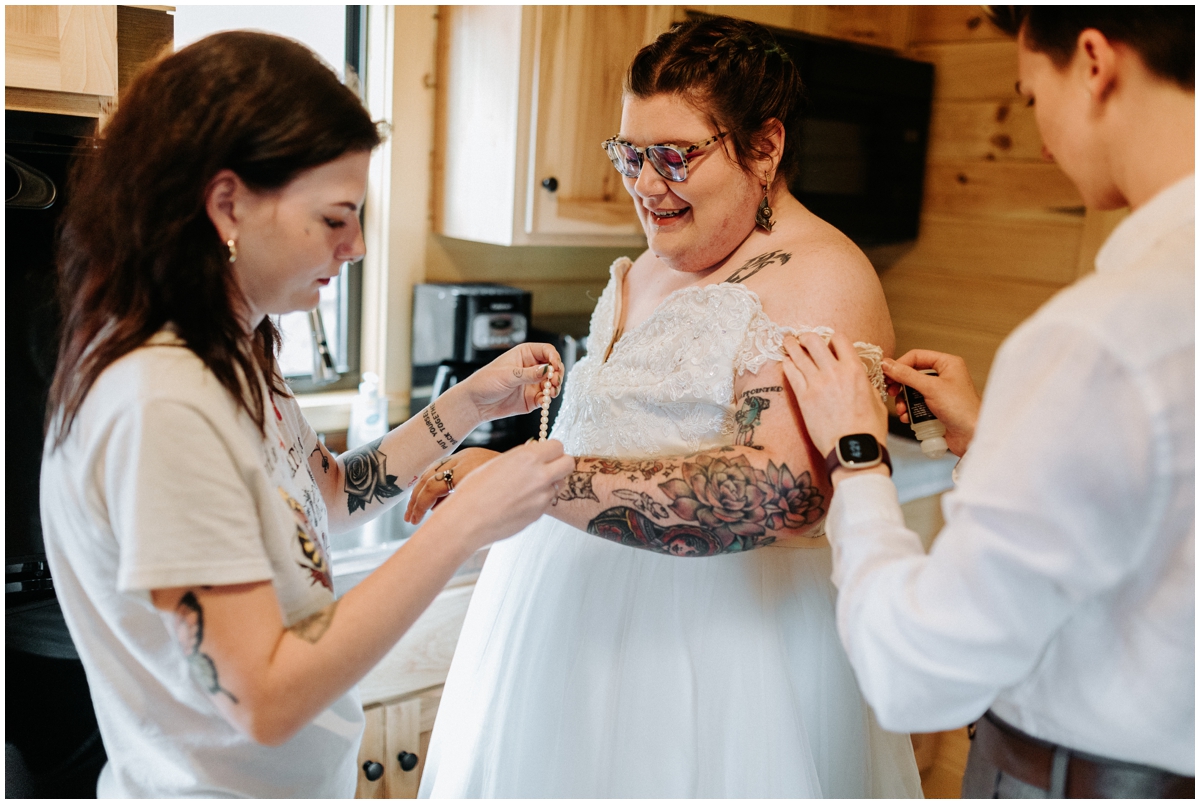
[601,132,727,183]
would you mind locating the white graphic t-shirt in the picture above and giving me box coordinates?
[40,329,363,798]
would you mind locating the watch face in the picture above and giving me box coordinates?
[838,434,881,465]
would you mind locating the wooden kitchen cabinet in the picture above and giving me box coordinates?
[6,5,117,118]
[6,5,172,121]
[356,696,425,798]
[434,5,673,247]
[354,580,475,798]
[6,5,117,96]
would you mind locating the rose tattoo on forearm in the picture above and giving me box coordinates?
[343,436,402,515]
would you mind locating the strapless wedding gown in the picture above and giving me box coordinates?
[419,258,922,798]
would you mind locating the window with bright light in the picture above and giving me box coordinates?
[174,5,365,391]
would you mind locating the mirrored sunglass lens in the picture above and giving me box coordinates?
[605,143,640,177]
[648,146,687,181]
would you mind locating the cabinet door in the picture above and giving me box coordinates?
[383,698,422,798]
[525,5,674,240]
[355,705,388,798]
[6,6,117,96]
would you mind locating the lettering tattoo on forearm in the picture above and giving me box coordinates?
[173,592,239,703]
[287,600,338,644]
[734,386,783,450]
[585,453,825,556]
[342,436,402,515]
[421,403,458,450]
[724,250,792,284]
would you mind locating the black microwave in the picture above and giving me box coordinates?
[771,28,934,247]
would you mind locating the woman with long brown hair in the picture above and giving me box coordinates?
[40,31,573,797]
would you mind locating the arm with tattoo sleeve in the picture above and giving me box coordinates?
[552,364,830,556]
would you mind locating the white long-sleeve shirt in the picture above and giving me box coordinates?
[827,175,1194,776]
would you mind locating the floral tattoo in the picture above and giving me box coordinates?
[343,436,402,515]
[586,453,825,556]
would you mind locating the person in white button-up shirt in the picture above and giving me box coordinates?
[780,7,1193,798]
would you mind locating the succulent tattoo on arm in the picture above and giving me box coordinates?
[342,436,402,515]
[587,454,825,556]
[173,592,239,703]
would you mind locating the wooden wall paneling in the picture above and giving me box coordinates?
[688,6,798,31]
[356,705,387,798]
[922,161,1084,222]
[926,99,1043,163]
[116,6,173,92]
[895,215,1082,285]
[384,698,422,798]
[909,5,1007,45]
[800,5,912,50]
[6,6,118,96]
[909,41,1019,102]
[890,319,1008,391]
[884,268,1062,337]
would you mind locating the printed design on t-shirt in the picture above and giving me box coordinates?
[278,487,333,592]
[301,481,327,550]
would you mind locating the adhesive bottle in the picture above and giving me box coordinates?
[347,372,388,450]
[903,370,948,458]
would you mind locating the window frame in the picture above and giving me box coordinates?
[284,5,367,396]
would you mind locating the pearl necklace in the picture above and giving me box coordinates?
[539,368,553,440]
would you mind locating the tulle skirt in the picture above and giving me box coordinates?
[420,515,922,798]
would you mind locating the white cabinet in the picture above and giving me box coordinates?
[434,5,674,247]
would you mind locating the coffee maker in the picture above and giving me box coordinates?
[411,283,544,451]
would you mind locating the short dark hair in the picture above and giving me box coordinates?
[51,31,383,446]
[987,6,1194,90]
[626,16,805,184]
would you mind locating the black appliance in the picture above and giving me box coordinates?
[768,26,934,247]
[6,110,107,798]
[412,283,533,451]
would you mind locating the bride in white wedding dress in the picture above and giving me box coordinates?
[411,16,922,798]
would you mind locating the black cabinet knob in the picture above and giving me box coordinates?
[397,751,419,772]
[362,760,384,782]
[541,176,558,192]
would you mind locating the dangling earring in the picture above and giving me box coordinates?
[226,238,238,263]
[755,179,774,232]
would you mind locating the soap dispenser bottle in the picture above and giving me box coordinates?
[347,372,388,450]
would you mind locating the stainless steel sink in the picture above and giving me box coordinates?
[329,491,487,597]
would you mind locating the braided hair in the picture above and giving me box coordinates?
[627,16,805,183]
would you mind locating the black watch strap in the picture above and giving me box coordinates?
[824,435,892,477]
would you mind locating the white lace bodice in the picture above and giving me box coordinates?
[551,257,884,458]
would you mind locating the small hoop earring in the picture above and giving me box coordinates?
[226,238,238,263]
[755,179,774,232]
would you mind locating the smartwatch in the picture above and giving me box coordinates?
[825,434,892,477]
